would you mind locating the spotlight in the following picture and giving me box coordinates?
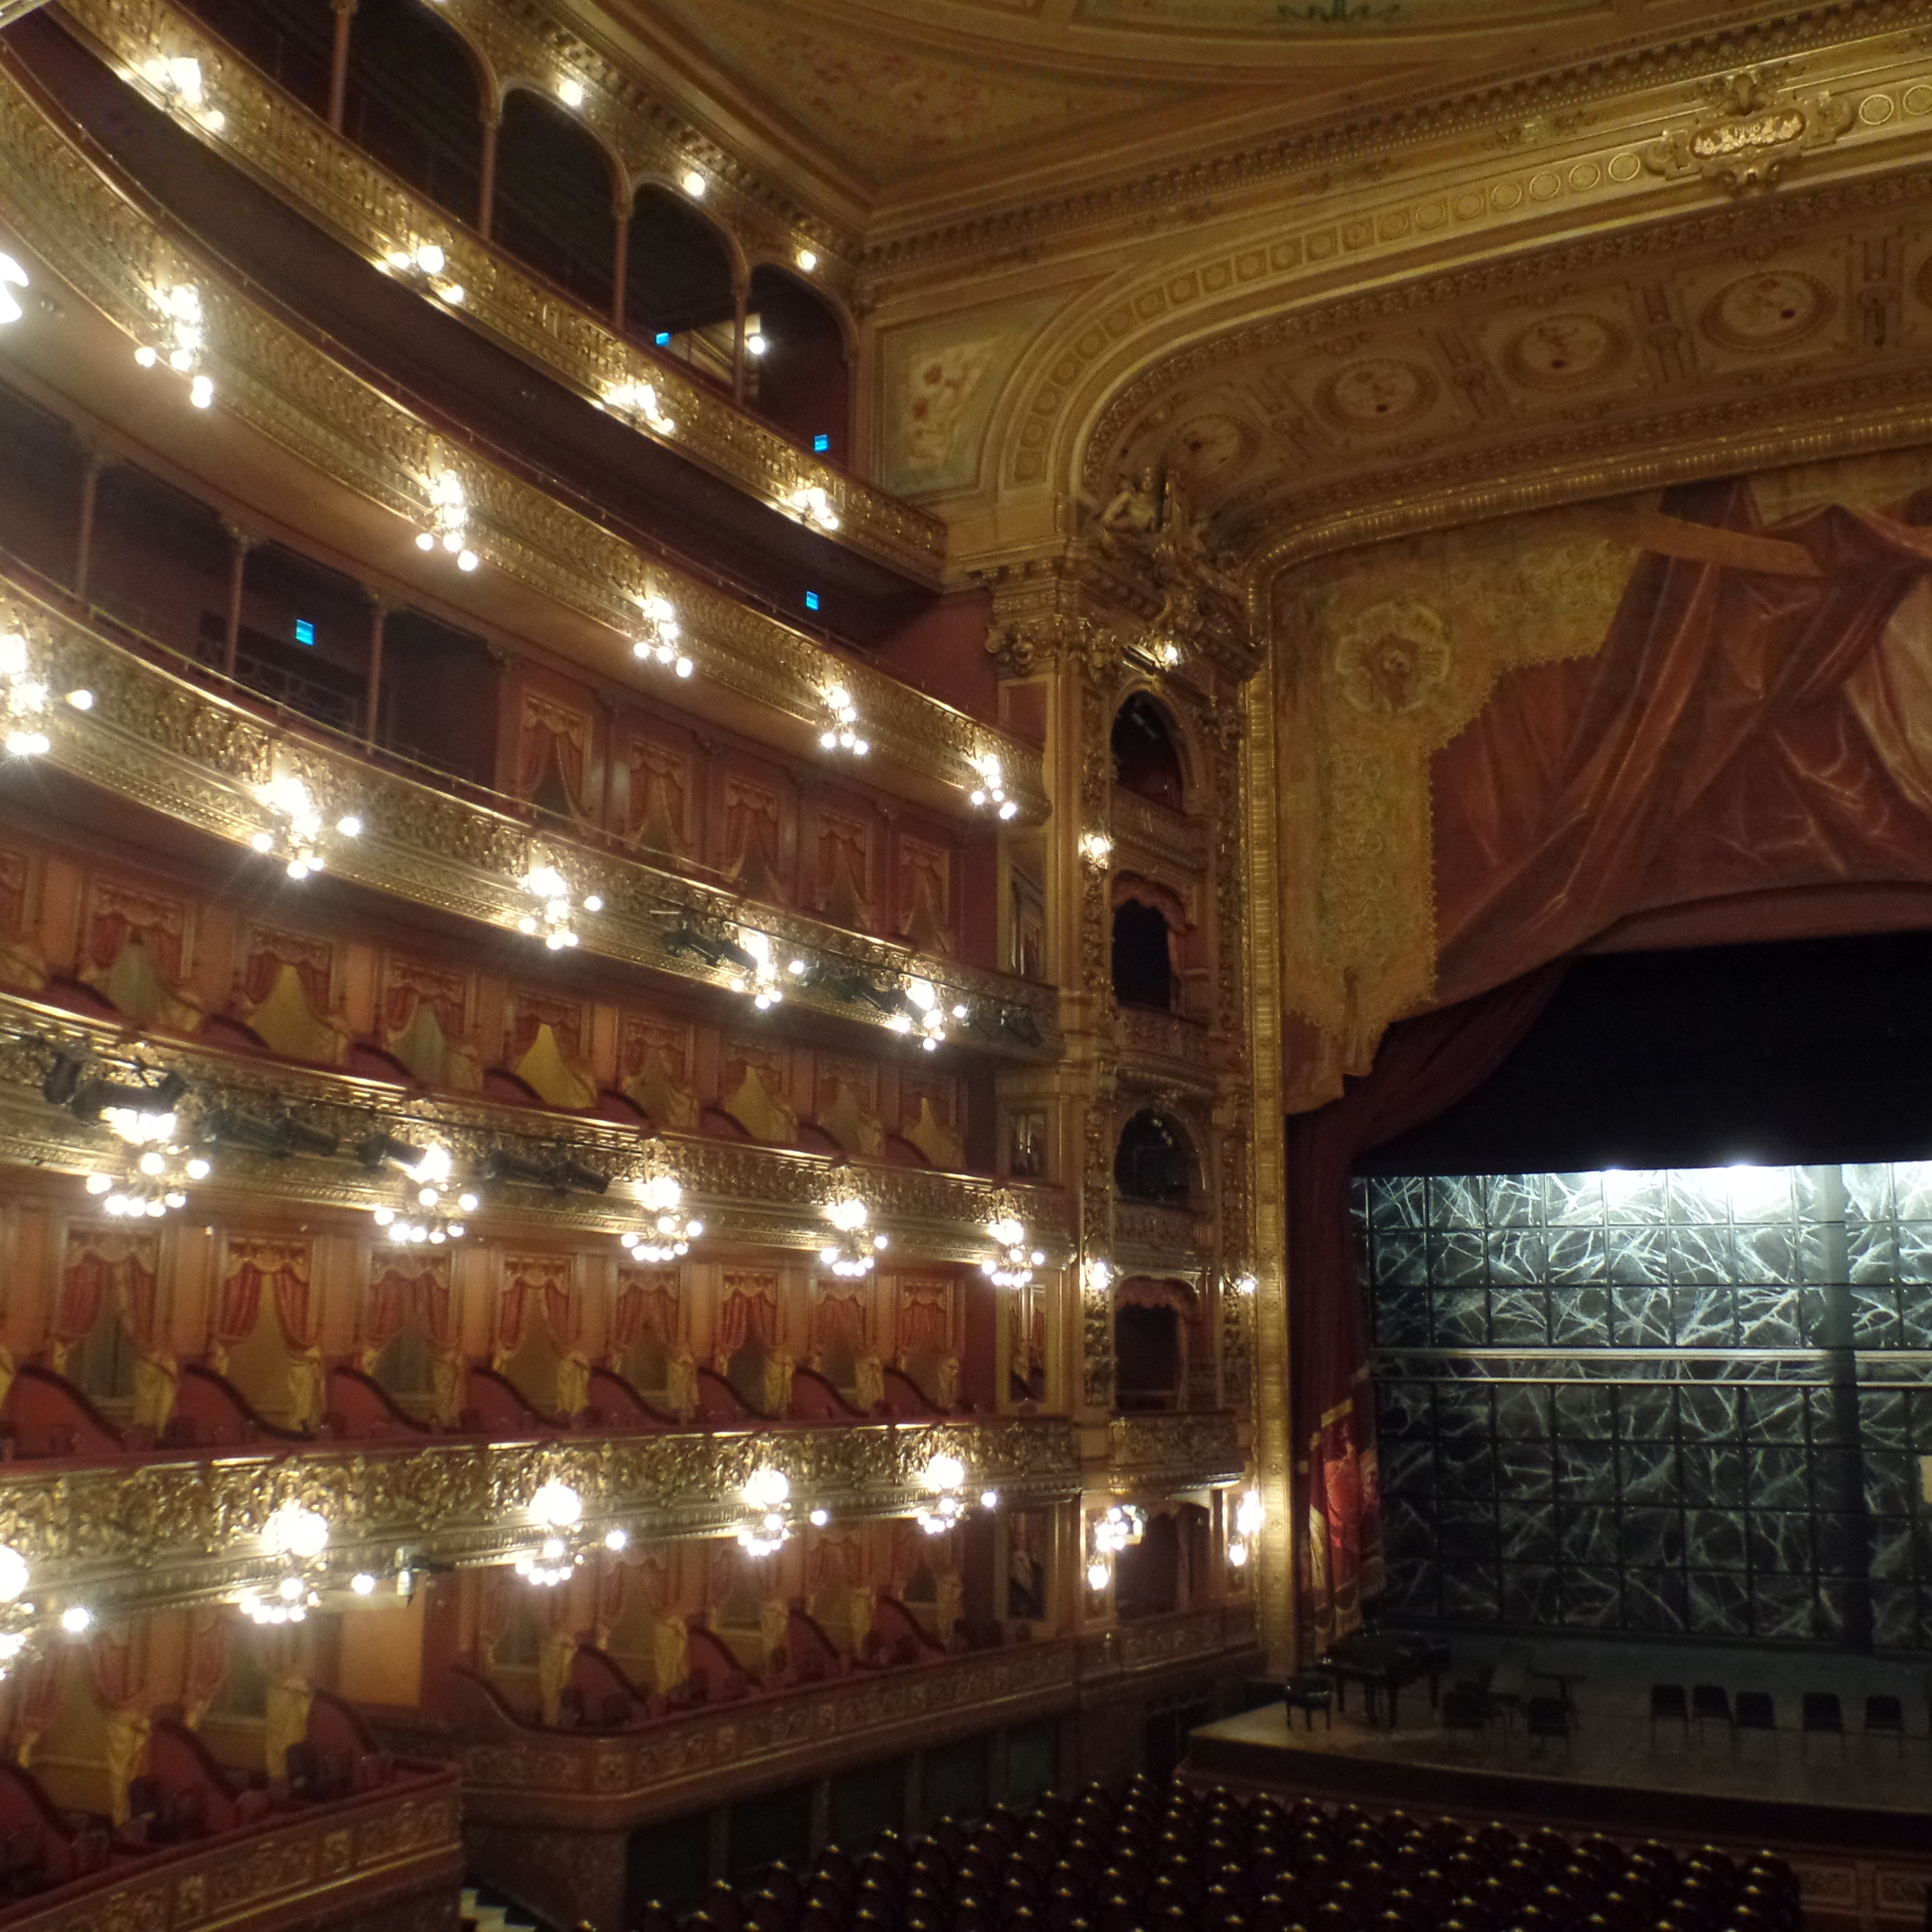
[204,1105,338,1159]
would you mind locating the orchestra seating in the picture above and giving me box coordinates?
[651,1772,1801,1932]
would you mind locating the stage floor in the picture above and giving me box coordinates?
[1186,1633,1932,1843]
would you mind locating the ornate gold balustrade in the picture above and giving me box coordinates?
[56,0,941,589]
[0,66,1042,821]
[0,1415,1081,1620]
[453,1640,1084,1831]
[1112,1202,1212,1272]
[0,1769,460,1932]
[0,991,1072,1261]
[1079,1603,1259,1687]
[1105,1411,1244,1492]
[0,574,1059,1058]
[1111,791,1209,874]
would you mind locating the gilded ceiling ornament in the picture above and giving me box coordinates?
[1640,69,1855,194]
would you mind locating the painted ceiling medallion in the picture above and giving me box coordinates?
[1504,314,1628,389]
[1317,357,1437,431]
[1165,412,1253,481]
[1700,272,1833,353]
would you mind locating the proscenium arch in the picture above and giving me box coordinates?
[967,108,1932,578]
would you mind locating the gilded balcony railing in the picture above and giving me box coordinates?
[0,574,1060,1058]
[0,1414,1081,1620]
[59,0,943,587]
[0,1768,461,1932]
[0,65,1042,823]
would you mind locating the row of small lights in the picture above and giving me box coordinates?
[4,615,995,1042]
[0,1445,1004,1654]
[2,209,1021,829]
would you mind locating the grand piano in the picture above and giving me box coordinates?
[1314,1631,1452,1729]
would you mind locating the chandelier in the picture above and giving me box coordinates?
[249,770,362,880]
[134,282,214,408]
[1227,1487,1265,1570]
[370,1140,475,1245]
[415,469,478,571]
[621,1174,703,1262]
[84,1098,209,1219]
[632,591,692,677]
[0,1545,37,1682]
[516,859,600,950]
[1,621,90,757]
[237,1502,331,1625]
[736,1467,793,1557]
[142,54,225,131]
[0,253,26,329]
[885,977,954,1053]
[914,1454,1000,1537]
[786,482,840,532]
[606,380,676,437]
[982,1216,1044,1292]
[383,237,465,307]
[819,1197,887,1278]
[818,686,869,758]
[967,752,1019,821]
[729,928,801,1010]
[1087,1502,1146,1591]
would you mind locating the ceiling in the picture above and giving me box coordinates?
[588,0,1794,201]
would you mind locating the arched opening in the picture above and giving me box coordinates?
[745,264,849,459]
[491,87,619,315]
[1112,898,1177,1010]
[342,0,484,220]
[173,0,332,117]
[1112,692,1187,810]
[626,187,738,383]
[1114,1109,1195,1205]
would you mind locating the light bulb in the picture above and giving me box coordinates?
[351,1573,376,1596]
[681,169,706,197]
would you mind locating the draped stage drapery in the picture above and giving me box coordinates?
[1288,478,1932,1647]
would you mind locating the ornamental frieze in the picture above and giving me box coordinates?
[0,1418,1080,1618]
[0,583,1059,1058]
[1107,1411,1244,1490]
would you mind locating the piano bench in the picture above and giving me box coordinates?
[1283,1675,1334,1729]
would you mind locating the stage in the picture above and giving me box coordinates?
[1183,1635,1932,1931]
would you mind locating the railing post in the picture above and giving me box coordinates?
[478,103,501,241]
[363,591,387,750]
[220,520,255,679]
[72,441,105,600]
[731,276,748,405]
[327,0,357,134]
[611,190,630,335]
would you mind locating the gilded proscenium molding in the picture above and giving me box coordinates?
[1,579,1059,1057]
[0,1418,1081,1620]
[56,0,943,587]
[1107,1411,1244,1491]
[457,1643,1081,1824]
[0,78,1042,828]
[0,1776,462,1932]
[0,990,1074,1262]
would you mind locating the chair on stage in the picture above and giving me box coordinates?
[1735,1690,1776,1749]
[1690,1683,1732,1744]
[1282,1675,1334,1731]
[1524,1695,1570,1761]
[1800,1691,1844,1755]
[1864,1692,1905,1750]
[1648,1684,1688,1744]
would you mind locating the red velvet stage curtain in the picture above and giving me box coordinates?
[1434,478,1932,1006]
[1287,965,1566,1654]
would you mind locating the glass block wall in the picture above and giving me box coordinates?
[1362,1162,1932,1650]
